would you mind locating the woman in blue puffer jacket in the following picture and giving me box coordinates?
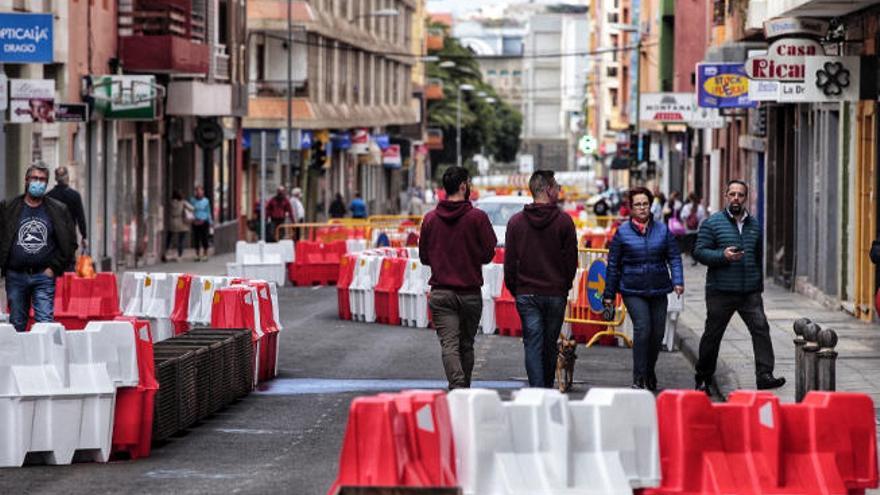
[603,186,684,391]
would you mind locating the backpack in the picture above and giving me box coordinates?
[686,209,699,230]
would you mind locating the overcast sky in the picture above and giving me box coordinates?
[426,0,510,16]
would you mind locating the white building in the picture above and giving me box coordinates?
[454,19,526,107]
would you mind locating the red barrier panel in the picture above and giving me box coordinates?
[111,317,158,459]
[211,286,263,385]
[249,280,280,382]
[170,274,194,335]
[54,273,121,329]
[374,258,407,325]
[328,390,457,494]
[493,247,505,263]
[290,240,348,286]
[337,254,358,320]
[646,390,879,495]
[495,282,521,337]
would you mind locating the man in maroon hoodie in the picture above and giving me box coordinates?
[419,166,497,389]
[505,170,578,387]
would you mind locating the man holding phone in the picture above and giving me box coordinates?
[692,180,785,393]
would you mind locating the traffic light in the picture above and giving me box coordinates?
[310,139,325,172]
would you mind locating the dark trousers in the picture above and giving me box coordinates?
[192,223,210,253]
[516,295,568,387]
[696,291,775,380]
[268,219,285,242]
[428,289,482,390]
[164,231,187,257]
[7,270,56,333]
[623,295,668,382]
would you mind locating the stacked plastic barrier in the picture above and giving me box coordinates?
[374,257,408,325]
[328,390,458,494]
[142,273,179,342]
[230,278,282,381]
[120,272,147,317]
[54,272,122,329]
[494,281,522,337]
[398,259,432,328]
[479,264,504,334]
[0,321,138,467]
[210,284,265,385]
[187,276,231,326]
[645,390,879,495]
[227,240,293,287]
[336,254,358,320]
[110,317,158,460]
[349,252,384,323]
[289,240,348,286]
[169,273,195,335]
[346,238,368,254]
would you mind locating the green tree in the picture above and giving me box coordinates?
[426,24,522,174]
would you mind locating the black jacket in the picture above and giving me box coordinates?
[0,195,77,276]
[47,184,87,239]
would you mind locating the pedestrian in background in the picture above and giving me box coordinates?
[266,186,294,241]
[680,193,707,265]
[651,192,666,223]
[350,192,368,219]
[693,179,785,392]
[162,190,193,262]
[505,170,578,388]
[603,186,684,391]
[290,187,306,223]
[409,187,425,216]
[419,166,496,389]
[1,163,77,332]
[190,185,212,262]
[329,193,347,219]
[47,165,87,269]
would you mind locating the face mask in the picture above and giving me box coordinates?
[27,180,47,198]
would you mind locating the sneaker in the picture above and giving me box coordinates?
[756,374,786,390]
[646,374,658,393]
[631,377,647,390]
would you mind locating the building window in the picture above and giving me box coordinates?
[500,70,509,76]
[512,70,522,77]
[339,44,349,104]
[610,88,619,107]
[487,69,497,76]
[324,40,334,103]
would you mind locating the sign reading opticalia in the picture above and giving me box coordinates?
[697,63,755,108]
[0,13,53,63]
[748,80,781,101]
[93,75,159,120]
[745,39,824,81]
[689,107,725,129]
[763,17,829,39]
[640,93,695,122]
[382,144,402,169]
[9,79,54,123]
[803,57,860,102]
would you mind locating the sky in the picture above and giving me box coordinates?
[426,0,512,17]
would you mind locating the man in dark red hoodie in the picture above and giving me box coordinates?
[420,166,497,389]
[505,170,578,387]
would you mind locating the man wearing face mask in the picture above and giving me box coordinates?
[0,163,77,332]
[693,179,784,393]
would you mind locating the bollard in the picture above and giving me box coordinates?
[817,328,839,392]
[801,322,821,401]
[792,318,811,402]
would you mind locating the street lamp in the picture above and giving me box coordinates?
[457,83,475,168]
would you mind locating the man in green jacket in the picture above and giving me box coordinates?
[692,180,785,393]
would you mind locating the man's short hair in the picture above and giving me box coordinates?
[528,170,556,197]
[727,179,749,196]
[26,162,49,180]
[442,166,470,196]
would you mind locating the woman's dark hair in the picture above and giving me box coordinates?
[687,192,700,203]
[628,186,654,206]
[172,189,183,201]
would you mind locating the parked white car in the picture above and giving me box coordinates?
[474,195,532,246]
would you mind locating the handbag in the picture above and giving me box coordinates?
[667,292,684,313]
[668,217,687,236]
[184,207,195,224]
[76,255,96,278]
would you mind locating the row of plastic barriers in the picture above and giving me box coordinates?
[328,388,879,495]
[119,271,282,384]
[228,239,370,288]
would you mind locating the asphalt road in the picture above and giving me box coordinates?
[0,285,698,495]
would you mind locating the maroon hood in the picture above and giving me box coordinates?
[435,200,473,223]
[523,203,562,230]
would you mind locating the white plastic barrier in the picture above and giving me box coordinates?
[235,240,295,264]
[479,263,504,334]
[120,272,148,317]
[188,276,231,326]
[346,239,368,254]
[228,240,289,287]
[447,388,660,495]
[349,254,383,323]
[0,322,138,467]
[398,260,432,328]
[143,273,180,319]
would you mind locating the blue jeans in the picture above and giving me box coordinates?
[623,295,668,382]
[516,295,568,388]
[7,270,56,333]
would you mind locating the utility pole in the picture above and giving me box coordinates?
[633,35,642,168]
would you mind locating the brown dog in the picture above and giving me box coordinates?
[556,336,578,393]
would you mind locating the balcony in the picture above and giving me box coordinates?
[425,78,444,100]
[118,0,210,74]
[427,28,445,52]
[426,128,444,150]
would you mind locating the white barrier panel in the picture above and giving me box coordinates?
[143,273,180,319]
[120,272,147,317]
[346,239,368,254]
[66,321,139,387]
[227,261,287,287]
[399,260,431,328]
[0,324,118,467]
[235,240,295,264]
[188,276,231,326]
[349,254,382,323]
[447,388,660,495]
[479,263,504,334]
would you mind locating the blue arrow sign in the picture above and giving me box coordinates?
[586,259,607,313]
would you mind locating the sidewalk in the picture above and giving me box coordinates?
[120,252,235,276]
[676,259,880,408]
